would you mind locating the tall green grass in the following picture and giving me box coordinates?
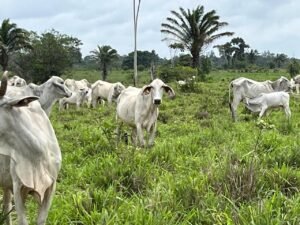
[4,69,300,224]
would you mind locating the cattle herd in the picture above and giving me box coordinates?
[0,70,297,224]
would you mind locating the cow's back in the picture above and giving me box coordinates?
[232,78,274,99]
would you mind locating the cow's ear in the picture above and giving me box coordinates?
[142,85,152,95]
[7,96,39,107]
[163,85,175,99]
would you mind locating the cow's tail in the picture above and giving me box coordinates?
[228,81,233,112]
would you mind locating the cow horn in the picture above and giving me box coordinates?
[0,71,8,97]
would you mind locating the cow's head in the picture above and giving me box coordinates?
[273,76,291,91]
[142,79,175,105]
[0,71,38,107]
[79,87,90,96]
[49,76,72,98]
[112,82,125,99]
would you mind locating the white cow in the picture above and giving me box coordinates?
[291,75,300,94]
[176,80,187,86]
[244,91,291,119]
[91,80,125,107]
[83,87,92,108]
[8,75,27,87]
[6,76,72,116]
[64,78,90,91]
[59,87,89,110]
[116,79,175,147]
[229,76,291,121]
[0,71,62,225]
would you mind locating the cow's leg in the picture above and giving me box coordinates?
[296,84,300,94]
[92,97,97,108]
[3,189,12,225]
[76,101,80,110]
[136,123,145,147]
[284,105,291,119]
[148,122,157,147]
[230,95,242,122]
[58,100,63,111]
[13,183,28,225]
[258,106,268,119]
[131,128,138,146]
[115,118,123,146]
[37,183,56,225]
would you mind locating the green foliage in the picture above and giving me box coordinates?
[0,18,31,71]
[157,66,197,83]
[10,29,82,82]
[161,5,233,68]
[4,69,300,224]
[121,50,160,70]
[90,45,118,80]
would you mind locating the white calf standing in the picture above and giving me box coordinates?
[59,87,89,110]
[244,91,291,119]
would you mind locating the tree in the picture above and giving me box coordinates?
[215,37,249,67]
[10,30,82,82]
[121,50,160,70]
[161,5,233,68]
[215,42,234,67]
[133,0,141,86]
[247,49,259,64]
[0,19,31,71]
[288,58,300,77]
[230,37,249,62]
[169,43,184,67]
[90,45,118,80]
[274,53,287,68]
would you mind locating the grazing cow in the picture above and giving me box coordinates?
[0,71,62,225]
[83,87,92,108]
[59,87,89,110]
[229,76,291,121]
[91,80,125,107]
[6,76,72,116]
[176,80,187,86]
[8,75,27,87]
[64,78,91,91]
[244,91,291,119]
[291,75,300,94]
[116,79,175,147]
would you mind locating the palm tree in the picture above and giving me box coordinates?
[274,53,287,68]
[90,45,118,80]
[0,19,31,71]
[161,5,234,68]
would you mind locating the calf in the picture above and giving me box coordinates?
[59,87,90,110]
[244,91,291,119]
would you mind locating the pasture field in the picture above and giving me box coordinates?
[5,70,300,224]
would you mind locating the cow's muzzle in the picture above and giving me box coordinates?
[154,99,161,105]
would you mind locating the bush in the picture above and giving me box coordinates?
[157,66,197,83]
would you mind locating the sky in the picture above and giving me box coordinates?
[1,0,300,59]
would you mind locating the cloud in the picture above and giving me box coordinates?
[1,0,300,58]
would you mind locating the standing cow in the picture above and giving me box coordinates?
[6,76,72,116]
[116,79,175,147]
[0,71,62,225]
[244,91,291,119]
[91,80,125,107]
[229,76,291,121]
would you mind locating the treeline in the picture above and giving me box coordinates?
[2,18,300,84]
